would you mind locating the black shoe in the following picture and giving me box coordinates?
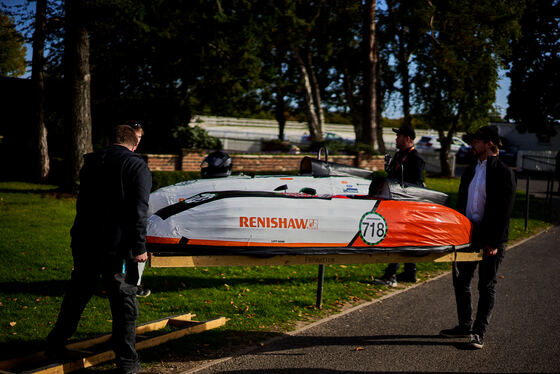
[440,325,472,338]
[374,276,397,287]
[469,333,484,349]
[136,285,151,297]
[396,272,417,283]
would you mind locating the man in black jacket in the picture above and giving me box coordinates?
[375,124,425,286]
[47,125,152,373]
[440,126,516,349]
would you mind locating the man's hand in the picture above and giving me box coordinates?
[134,252,148,263]
[483,245,498,257]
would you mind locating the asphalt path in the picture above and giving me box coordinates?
[189,225,560,374]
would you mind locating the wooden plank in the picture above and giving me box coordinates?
[26,351,117,374]
[65,313,194,350]
[150,251,483,268]
[0,313,219,374]
[135,317,227,351]
[135,313,193,335]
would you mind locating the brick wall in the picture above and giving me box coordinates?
[144,150,384,173]
[143,154,181,171]
[180,150,206,171]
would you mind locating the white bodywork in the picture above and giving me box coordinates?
[148,175,371,216]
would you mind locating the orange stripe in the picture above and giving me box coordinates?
[146,236,181,244]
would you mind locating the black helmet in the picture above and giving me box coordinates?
[201,151,232,178]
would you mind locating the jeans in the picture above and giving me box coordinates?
[452,247,504,337]
[47,254,140,371]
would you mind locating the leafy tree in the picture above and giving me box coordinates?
[83,0,266,153]
[507,0,560,139]
[413,0,523,176]
[378,0,430,127]
[0,11,26,77]
[278,0,328,143]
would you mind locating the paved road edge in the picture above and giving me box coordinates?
[180,226,554,374]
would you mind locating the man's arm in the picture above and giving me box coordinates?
[127,157,152,258]
[483,163,517,255]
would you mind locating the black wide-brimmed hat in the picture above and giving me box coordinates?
[468,126,502,147]
[392,124,416,140]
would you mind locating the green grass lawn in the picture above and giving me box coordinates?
[0,178,557,364]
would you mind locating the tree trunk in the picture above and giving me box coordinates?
[399,51,412,127]
[274,86,286,141]
[291,45,323,142]
[306,49,325,135]
[342,66,362,142]
[65,0,92,193]
[361,0,377,149]
[375,44,386,154]
[31,0,49,184]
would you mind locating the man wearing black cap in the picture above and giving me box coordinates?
[440,125,516,349]
[375,124,425,287]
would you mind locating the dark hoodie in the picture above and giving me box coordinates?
[71,144,152,259]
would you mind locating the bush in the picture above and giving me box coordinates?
[171,125,222,150]
[151,170,201,191]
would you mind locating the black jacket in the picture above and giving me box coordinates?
[71,145,152,259]
[387,147,425,186]
[456,156,516,249]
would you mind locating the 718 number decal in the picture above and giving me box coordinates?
[359,211,388,245]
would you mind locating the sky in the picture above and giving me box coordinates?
[1,0,510,119]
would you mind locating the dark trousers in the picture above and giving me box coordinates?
[47,254,140,370]
[452,249,504,337]
[384,262,416,278]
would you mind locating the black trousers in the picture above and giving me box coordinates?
[47,253,140,370]
[383,262,416,277]
[452,248,504,337]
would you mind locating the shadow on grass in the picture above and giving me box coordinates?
[0,280,68,297]
[0,274,326,297]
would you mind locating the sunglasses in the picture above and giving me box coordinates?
[129,121,142,129]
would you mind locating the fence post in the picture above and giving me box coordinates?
[525,175,530,232]
[316,264,325,309]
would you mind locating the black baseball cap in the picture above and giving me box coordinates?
[469,126,502,147]
[392,124,416,140]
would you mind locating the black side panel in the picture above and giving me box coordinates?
[155,190,334,220]
[368,177,449,206]
[299,156,374,179]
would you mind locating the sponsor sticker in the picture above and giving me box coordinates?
[343,185,359,193]
[178,192,216,204]
[240,216,318,230]
[359,211,387,245]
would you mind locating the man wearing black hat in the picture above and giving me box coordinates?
[440,125,516,349]
[375,124,425,287]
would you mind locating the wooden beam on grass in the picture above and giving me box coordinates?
[150,251,483,268]
[0,314,225,374]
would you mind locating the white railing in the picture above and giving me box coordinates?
[518,150,557,172]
